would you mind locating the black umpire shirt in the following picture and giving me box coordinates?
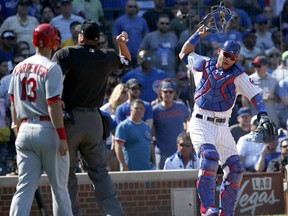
[52,44,130,108]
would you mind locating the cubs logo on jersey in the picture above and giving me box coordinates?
[249,77,257,85]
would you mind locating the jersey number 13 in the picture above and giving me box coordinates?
[21,77,37,102]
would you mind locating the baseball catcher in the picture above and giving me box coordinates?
[179,1,274,215]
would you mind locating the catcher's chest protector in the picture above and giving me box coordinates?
[194,59,244,111]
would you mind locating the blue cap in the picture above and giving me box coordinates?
[161,82,176,91]
[221,40,241,57]
[255,14,268,23]
[237,107,252,116]
[242,28,256,39]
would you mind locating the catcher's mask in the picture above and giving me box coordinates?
[199,2,237,35]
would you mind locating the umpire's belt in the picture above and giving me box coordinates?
[195,113,226,123]
[72,107,98,112]
[21,116,50,123]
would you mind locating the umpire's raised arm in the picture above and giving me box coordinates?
[116,31,131,63]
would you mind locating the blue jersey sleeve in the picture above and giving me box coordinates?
[115,122,127,142]
[250,93,266,113]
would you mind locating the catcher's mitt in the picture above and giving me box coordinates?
[251,114,278,143]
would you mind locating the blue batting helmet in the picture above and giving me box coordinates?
[221,40,241,57]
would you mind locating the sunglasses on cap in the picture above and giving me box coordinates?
[160,22,169,25]
[179,143,192,148]
[140,56,152,61]
[258,21,268,25]
[222,51,237,61]
[128,5,137,8]
[162,90,174,94]
[269,53,280,58]
[130,86,141,91]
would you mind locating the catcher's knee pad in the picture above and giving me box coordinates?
[197,144,220,211]
[220,155,244,216]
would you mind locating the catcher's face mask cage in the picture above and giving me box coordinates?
[199,2,237,35]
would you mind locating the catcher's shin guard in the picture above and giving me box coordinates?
[220,155,244,216]
[197,144,220,214]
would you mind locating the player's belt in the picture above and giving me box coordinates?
[21,116,51,123]
[195,113,226,123]
[72,107,98,112]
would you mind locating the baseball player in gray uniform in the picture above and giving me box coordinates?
[9,23,72,216]
[179,25,273,216]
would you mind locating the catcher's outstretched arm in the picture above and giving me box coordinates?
[250,93,266,114]
[251,93,278,143]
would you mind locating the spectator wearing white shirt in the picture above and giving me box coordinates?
[164,132,199,170]
[50,0,84,41]
[0,0,39,54]
[237,116,264,172]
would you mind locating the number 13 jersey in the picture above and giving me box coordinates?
[9,55,63,120]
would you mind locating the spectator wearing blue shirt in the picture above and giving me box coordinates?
[0,0,17,23]
[222,0,252,31]
[112,0,150,67]
[121,50,168,103]
[153,79,190,169]
[115,78,153,128]
[115,99,155,171]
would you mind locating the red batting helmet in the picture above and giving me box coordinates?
[32,23,59,50]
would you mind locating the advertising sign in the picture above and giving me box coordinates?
[216,172,284,215]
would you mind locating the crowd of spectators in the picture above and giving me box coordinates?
[0,0,288,177]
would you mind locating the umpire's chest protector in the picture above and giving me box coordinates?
[194,58,244,111]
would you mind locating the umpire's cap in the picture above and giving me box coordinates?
[221,40,241,57]
[75,19,100,41]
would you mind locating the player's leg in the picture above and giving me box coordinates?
[219,155,244,216]
[197,143,220,216]
[9,126,42,216]
[41,127,73,216]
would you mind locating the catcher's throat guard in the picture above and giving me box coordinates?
[199,1,237,35]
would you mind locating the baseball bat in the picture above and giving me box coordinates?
[34,187,48,216]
